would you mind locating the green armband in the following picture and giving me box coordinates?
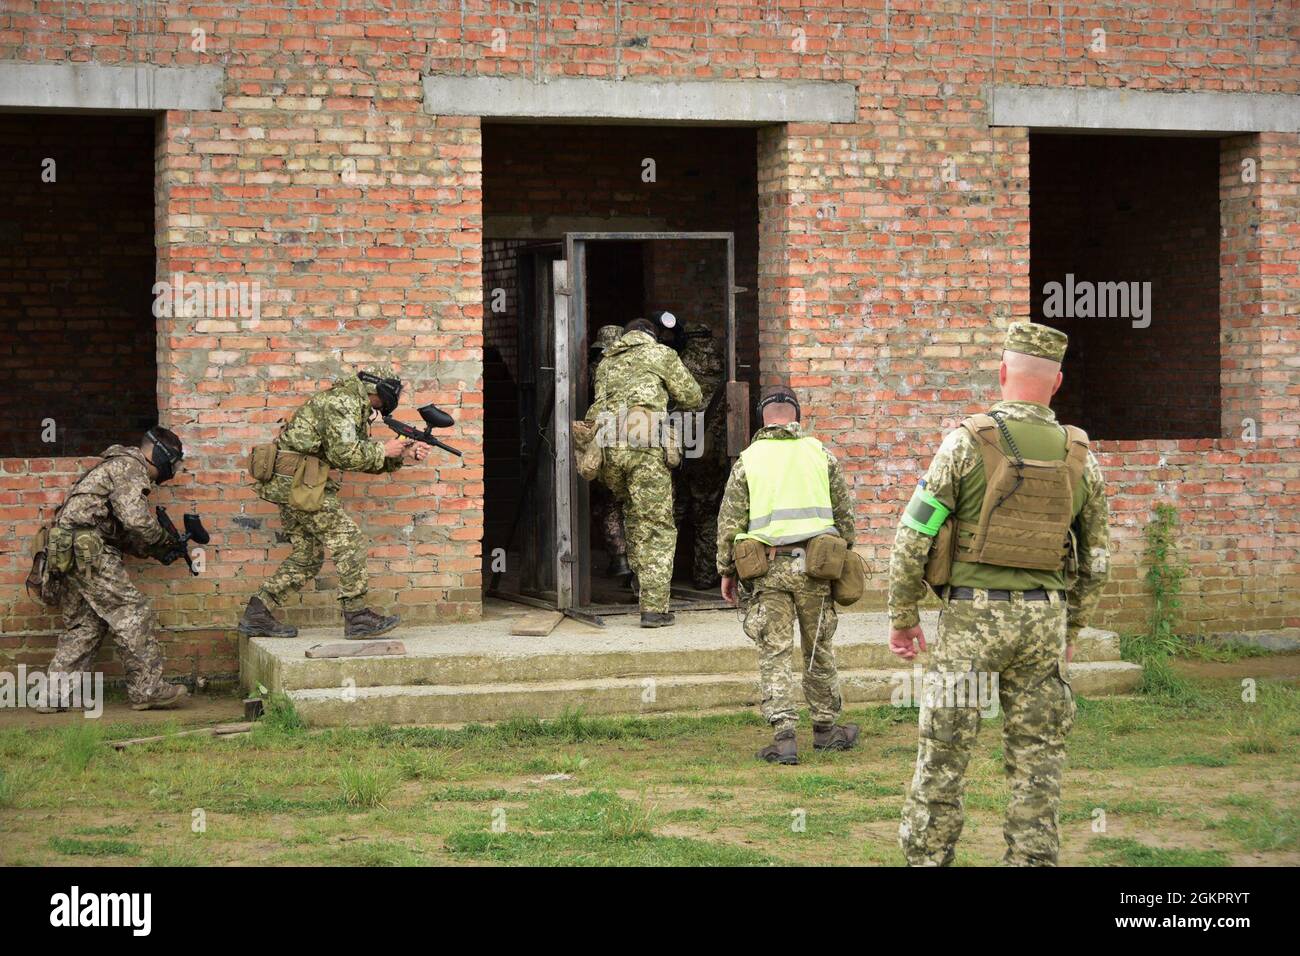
[901,483,950,536]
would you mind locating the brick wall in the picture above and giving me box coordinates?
[1,2,1296,682]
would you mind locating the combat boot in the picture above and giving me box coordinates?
[757,729,798,765]
[238,595,299,638]
[813,722,860,751]
[608,554,632,581]
[344,607,400,639]
[640,611,675,628]
[130,684,190,712]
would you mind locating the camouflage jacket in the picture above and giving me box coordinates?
[681,336,727,462]
[887,400,1111,643]
[715,422,857,579]
[590,331,703,416]
[55,445,170,558]
[257,375,401,504]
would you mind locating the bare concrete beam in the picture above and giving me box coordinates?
[423,75,856,125]
[990,85,1300,134]
[0,63,224,112]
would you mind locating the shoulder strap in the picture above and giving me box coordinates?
[1064,424,1089,494]
[961,414,1006,481]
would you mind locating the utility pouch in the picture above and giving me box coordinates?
[288,455,330,512]
[1064,528,1080,578]
[832,549,868,607]
[571,420,604,481]
[46,525,76,575]
[72,529,104,568]
[923,517,957,588]
[27,528,54,604]
[249,442,278,483]
[804,533,847,580]
[734,538,769,581]
[661,415,683,469]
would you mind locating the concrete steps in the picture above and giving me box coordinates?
[242,609,1143,727]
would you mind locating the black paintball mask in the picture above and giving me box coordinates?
[358,372,403,416]
[144,429,183,483]
[757,386,801,423]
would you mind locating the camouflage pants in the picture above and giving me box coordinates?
[258,495,369,612]
[675,458,727,588]
[899,591,1075,867]
[591,482,627,561]
[741,556,841,733]
[601,446,675,613]
[48,547,167,706]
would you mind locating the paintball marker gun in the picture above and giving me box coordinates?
[383,403,462,458]
[155,506,210,576]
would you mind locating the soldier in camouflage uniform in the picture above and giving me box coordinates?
[590,318,702,626]
[674,322,729,591]
[589,324,630,581]
[718,386,859,764]
[40,429,191,712]
[890,322,1111,866]
[239,364,428,640]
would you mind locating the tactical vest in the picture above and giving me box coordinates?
[953,413,1089,572]
[735,436,836,546]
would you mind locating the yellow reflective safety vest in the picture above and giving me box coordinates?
[734,436,836,546]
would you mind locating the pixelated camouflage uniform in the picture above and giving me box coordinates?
[891,399,1111,866]
[254,372,403,612]
[45,446,177,706]
[589,325,628,565]
[674,324,729,589]
[589,330,702,613]
[716,422,857,733]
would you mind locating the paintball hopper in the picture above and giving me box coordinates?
[383,403,461,458]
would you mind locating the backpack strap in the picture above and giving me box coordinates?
[960,414,1006,484]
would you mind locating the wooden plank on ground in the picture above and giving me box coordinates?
[304,640,405,659]
[510,609,564,637]
[109,722,255,750]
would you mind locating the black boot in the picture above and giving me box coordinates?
[757,729,799,765]
[813,722,860,751]
[238,596,299,638]
[608,554,632,581]
[343,607,400,640]
[639,611,675,628]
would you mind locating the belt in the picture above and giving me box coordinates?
[271,449,325,478]
[946,587,1057,602]
[768,544,807,557]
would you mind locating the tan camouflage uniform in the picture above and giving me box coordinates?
[674,324,729,589]
[717,422,857,733]
[892,323,1111,867]
[255,371,403,612]
[46,446,176,705]
[590,330,702,613]
[589,325,628,567]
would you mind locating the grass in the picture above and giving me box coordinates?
[1,664,1296,867]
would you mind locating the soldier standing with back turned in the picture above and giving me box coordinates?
[675,321,729,591]
[889,322,1111,866]
[589,324,631,582]
[590,318,702,627]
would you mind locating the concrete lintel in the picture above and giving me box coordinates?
[423,75,856,125]
[990,85,1300,135]
[0,62,224,113]
[485,215,668,240]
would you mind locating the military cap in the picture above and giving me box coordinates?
[1004,322,1068,363]
[593,325,623,351]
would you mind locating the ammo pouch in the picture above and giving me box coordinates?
[249,442,278,483]
[804,533,847,580]
[45,524,76,575]
[72,529,104,568]
[571,420,604,481]
[26,527,55,605]
[734,538,769,580]
[660,416,683,469]
[286,453,330,512]
[832,549,868,607]
[923,517,957,589]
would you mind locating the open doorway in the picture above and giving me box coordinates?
[481,124,760,617]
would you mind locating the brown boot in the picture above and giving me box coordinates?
[131,684,190,712]
[238,595,299,638]
[344,607,400,639]
[757,729,798,765]
[813,722,860,751]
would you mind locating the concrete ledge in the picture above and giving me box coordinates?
[0,62,224,112]
[990,85,1300,134]
[422,75,856,124]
